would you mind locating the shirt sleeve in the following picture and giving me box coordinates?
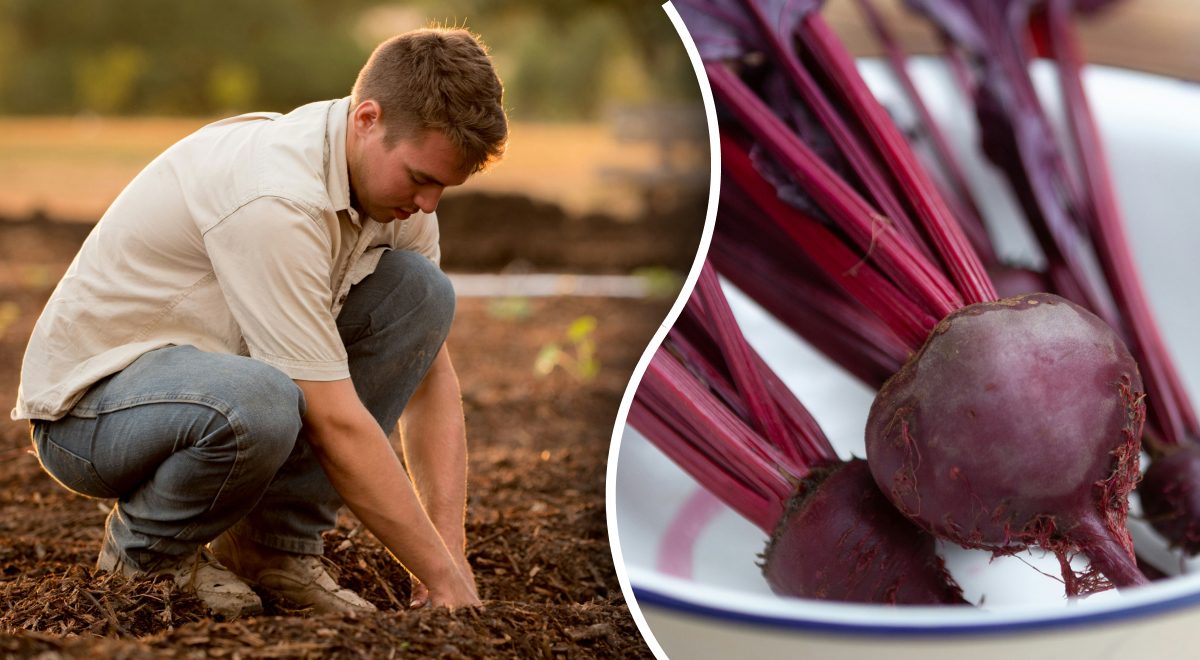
[203,196,350,381]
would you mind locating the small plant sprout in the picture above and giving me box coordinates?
[534,315,600,382]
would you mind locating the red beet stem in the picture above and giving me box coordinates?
[799,12,997,306]
[942,36,977,101]
[738,0,931,256]
[693,262,801,463]
[666,325,835,468]
[721,134,940,347]
[634,353,803,530]
[708,63,964,321]
[850,0,997,265]
[672,289,839,466]
[710,209,908,387]
[908,1,1117,325]
[629,399,780,531]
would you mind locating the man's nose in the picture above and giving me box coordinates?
[415,186,444,214]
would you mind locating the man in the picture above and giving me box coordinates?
[11,27,506,618]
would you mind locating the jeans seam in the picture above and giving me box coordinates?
[73,391,249,417]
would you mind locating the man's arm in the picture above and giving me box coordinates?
[398,345,474,600]
[294,376,479,608]
[401,345,467,553]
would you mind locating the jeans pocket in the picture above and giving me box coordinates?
[33,426,118,499]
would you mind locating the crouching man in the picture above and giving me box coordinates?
[11,27,507,618]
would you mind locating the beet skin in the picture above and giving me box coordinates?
[762,459,966,605]
[865,293,1147,594]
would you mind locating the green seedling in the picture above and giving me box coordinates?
[534,315,599,382]
[487,296,533,321]
[632,266,684,299]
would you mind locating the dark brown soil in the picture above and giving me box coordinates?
[0,189,708,276]
[437,191,706,274]
[0,197,694,657]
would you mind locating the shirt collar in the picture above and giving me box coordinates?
[324,96,362,226]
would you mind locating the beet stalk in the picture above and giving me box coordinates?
[902,0,1119,326]
[851,0,995,264]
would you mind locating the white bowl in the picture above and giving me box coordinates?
[608,8,1200,659]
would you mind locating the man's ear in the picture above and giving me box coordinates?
[352,100,382,136]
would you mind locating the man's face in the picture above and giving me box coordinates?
[349,108,469,223]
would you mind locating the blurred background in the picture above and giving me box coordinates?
[0,0,710,278]
[824,0,1200,81]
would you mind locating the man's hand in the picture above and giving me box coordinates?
[294,377,480,609]
[411,554,477,608]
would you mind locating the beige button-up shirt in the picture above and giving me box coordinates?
[13,97,440,421]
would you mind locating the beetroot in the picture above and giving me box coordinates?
[866,293,1147,593]
[764,459,965,604]
[1139,446,1200,555]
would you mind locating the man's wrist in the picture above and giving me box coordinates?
[434,521,467,557]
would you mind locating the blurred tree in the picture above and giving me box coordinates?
[412,0,700,120]
[207,61,258,114]
[74,44,147,114]
[505,10,617,119]
[0,0,372,115]
[0,0,699,120]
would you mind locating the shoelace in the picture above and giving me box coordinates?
[183,547,228,590]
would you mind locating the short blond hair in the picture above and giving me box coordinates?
[352,28,507,173]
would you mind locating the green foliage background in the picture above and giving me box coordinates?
[0,0,699,120]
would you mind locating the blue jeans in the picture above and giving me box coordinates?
[31,250,455,570]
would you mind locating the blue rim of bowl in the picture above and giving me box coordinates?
[631,582,1200,636]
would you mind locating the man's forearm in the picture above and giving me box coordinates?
[295,377,477,607]
[400,346,469,554]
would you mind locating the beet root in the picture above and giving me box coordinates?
[865,293,1147,594]
[1139,444,1200,555]
[762,459,967,605]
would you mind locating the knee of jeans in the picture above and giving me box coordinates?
[384,250,456,335]
[225,363,304,466]
[421,263,456,337]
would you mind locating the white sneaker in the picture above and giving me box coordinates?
[97,538,263,619]
[210,530,376,615]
